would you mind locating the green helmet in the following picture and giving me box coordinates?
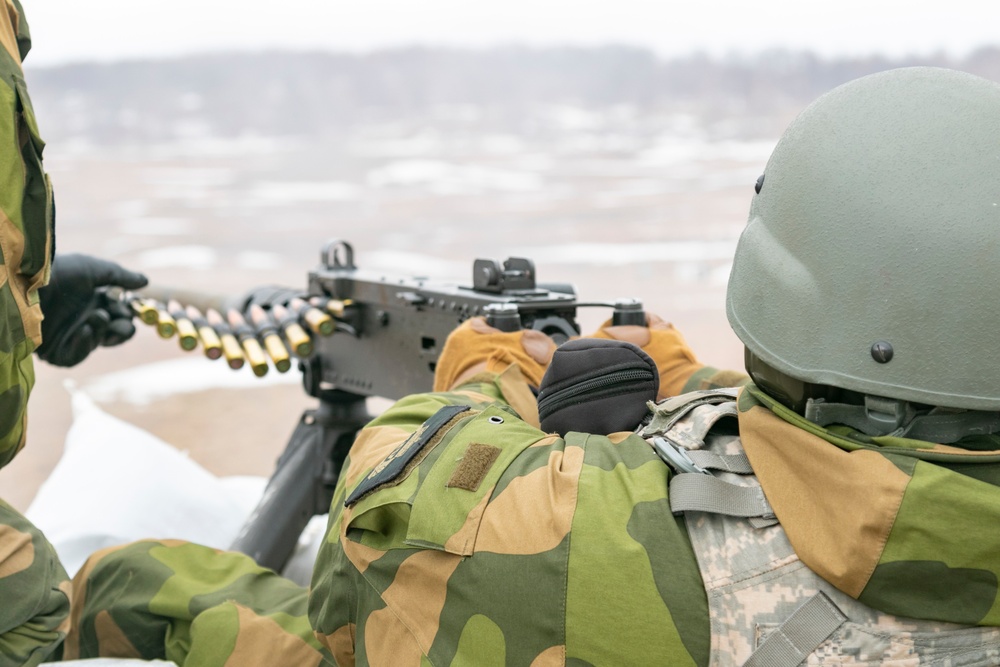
[726,67,1000,413]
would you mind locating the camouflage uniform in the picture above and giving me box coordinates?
[643,386,1000,665]
[65,355,734,666]
[69,354,1000,665]
[0,2,71,665]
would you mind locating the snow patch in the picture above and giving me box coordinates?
[512,240,738,265]
[249,180,362,203]
[117,217,194,236]
[236,250,284,270]
[367,159,543,194]
[27,392,267,578]
[83,357,300,406]
[134,245,218,270]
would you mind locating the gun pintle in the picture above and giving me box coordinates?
[167,299,200,351]
[273,303,314,356]
[228,308,269,377]
[186,304,223,360]
[207,308,245,370]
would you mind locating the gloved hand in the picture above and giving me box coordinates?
[433,317,557,392]
[36,254,149,367]
[586,313,703,400]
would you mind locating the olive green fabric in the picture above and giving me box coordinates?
[0,499,70,667]
[726,67,1000,411]
[739,384,1000,626]
[681,365,750,394]
[64,540,332,665]
[310,370,711,666]
[0,3,66,664]
[0,0,53,469]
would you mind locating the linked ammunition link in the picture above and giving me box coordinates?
[114,290,343,377]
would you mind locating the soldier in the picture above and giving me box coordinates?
[0,3,148,665]
[66,66,1000,665]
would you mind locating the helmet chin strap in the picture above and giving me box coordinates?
[805,395,1000,444]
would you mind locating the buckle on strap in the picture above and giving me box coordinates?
[651,436,710,475]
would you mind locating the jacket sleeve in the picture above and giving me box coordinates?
[0,500,70,667]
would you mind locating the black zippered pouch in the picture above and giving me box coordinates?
[536,338,658,436]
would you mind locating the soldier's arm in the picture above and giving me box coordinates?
[0,500,70,667]
[587,313,750,397]
[64,540,331,665]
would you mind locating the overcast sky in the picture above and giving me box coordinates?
[22,0,1000,67]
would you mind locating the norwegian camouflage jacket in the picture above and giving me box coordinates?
[0,0,54,469]
[308,364,714,665]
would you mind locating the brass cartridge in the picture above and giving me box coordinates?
[207,308,245,370]
[289,297,334,337]
[273,303,314,356]
[131,297,160,326]
[248,304,291,373]
[167,300,199,351]
[155,304,177,339]
[228,309,269,377]
[309,296,352,319]
[186,305,223,360]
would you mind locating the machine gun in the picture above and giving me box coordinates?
[139,239,645,572]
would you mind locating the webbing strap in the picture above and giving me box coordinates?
[651,437,753,475]
[686,449,754,474]
[669,473,775,519]
[742,592,847,667]
[805,398,1000,443]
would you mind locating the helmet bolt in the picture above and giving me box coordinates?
[755,174,765,194]
[871,341,894,364]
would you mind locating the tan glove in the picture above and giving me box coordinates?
[587,313,703,400]
[433,317,557,392]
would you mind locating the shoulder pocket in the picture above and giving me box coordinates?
[346,405,546,556]
[12,74,52,288]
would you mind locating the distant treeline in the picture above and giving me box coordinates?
[25,46,1000,144]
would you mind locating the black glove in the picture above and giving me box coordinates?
[36,254,148,367]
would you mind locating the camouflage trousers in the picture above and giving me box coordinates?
[0,498,70,667]
[64,539,333,666]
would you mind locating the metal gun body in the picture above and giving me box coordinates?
[304,241,579,401]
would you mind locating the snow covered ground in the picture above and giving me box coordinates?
[28,389,324,582]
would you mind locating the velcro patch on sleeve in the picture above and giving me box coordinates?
[346,405,471,507]
[446,443,502,491]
